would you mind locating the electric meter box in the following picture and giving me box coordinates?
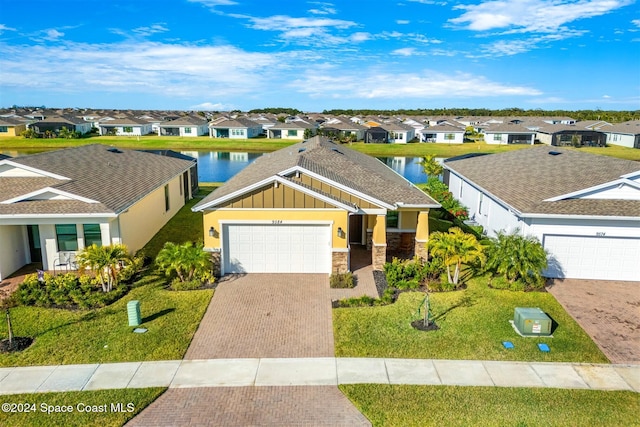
[514,307,551,336]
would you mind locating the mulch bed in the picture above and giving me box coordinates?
[411,319,440,331]
[0,337,33,353]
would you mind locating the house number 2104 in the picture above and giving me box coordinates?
[272,220,283,224]
[596,232,606,236]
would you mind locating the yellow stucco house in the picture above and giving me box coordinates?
[0,145,196,281]
[193,136,440,275]
[0,117,28,136]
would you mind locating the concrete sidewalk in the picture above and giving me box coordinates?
[0,358,638,395]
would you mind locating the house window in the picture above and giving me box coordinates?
[231,129,244,136]
[386,211,399,228]
[184,127,192,134]
[0,126,7,133]
[164,184,170,212]
[56,224,78,251]
[493,134,502,141]
[83,224,102,247]
[287,130,298,137]
[123,126,133,133]
[444,133,455,140]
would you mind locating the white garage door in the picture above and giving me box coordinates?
[223,224,331,273]
[543,234,640,281]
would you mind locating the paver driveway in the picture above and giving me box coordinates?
[547,279,640,363]
[128,274,371,427]
[185,274,335,359]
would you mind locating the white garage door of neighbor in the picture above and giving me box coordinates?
[543,234,640,281]
[223,224,331,273]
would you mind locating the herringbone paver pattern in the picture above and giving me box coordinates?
[127,386,371,427]
[185,274,334,359]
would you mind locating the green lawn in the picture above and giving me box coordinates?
[0,189,218,367]
[340,385,640,427]
[0,388,164,427]
[333,278,608,363]
[3,135,640,160]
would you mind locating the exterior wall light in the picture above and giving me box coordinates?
[209,226,216,237]
[337,227,345,238]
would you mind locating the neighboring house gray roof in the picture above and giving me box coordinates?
[604,120,640,135]
[422,123,465,133]
[483,123,536,134]
[445,146,640,217]
[209,118,261,128]
[322,121,367,131]
[382,122,415,132]
[160,116,208,127]
[100,117,151,126]
[269,121,316,130]
[195,136,439,210]
[0,145,194,216]
[0,117,26,126]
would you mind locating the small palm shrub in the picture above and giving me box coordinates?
[155,241,213,289]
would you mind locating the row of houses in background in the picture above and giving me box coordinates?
[1,108,639,148]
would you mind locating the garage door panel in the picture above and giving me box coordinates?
[544,234,640,281]
[224,224,330,273]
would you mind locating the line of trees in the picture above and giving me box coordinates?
[322,108,640,123]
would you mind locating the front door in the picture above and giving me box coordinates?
[349,215,363,244]
[27,225,42,263]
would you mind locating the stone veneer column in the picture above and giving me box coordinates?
[414,240,428,261]
[332,251,349,274]
[414,210,430,261]
[210,250,221,277]
[372,244,387,270]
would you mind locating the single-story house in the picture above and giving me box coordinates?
[443,146,640,281]
[535,124,606,147]
[193,136,440,275]
[384,122,417,144]
[99,117,153,136]
[0,117,28,136]
[420,123,465,143]
[209,118,263,139]
[267,121,316,139]
[602,120,640,149]
[483,123,535,145]
[31,116,92,136]
[158,116,209,137]
[319,120,366,141]
[0,145,196,280]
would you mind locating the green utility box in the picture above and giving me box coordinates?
[514,307,551,336]
[127,300,141,327]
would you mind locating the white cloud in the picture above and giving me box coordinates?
[290,69,542,99]
[187,0,237,8]
[245,15,356,32]
[0,41,279,98]
[0,24,17,34]
[477,28,586,56]
[191,101,235,110]
[450,0,634,33]
[407,0,448,5]
[44,29,64,41]
[392,47,418,56]
[396,20,411,25]
[308,2,337,15]
[632,19,640,29]
[132,24,169,37]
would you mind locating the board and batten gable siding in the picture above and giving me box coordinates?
[294,173,380,209]
[118,173,186,253]
[203,209,349,251]
[605,132,638,148]
[219,184,335,209]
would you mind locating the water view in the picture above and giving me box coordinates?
[1,149,435,184]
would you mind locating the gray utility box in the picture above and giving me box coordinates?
[514,307,551,336]
[127,300,141,327]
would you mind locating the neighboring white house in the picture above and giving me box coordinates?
[0,145,196,280]
[158,116,209,137]
[602,120,640,149]
[444,146,640,281]
[420,123,465,144]
[209,118,263,139]
[384,122,416,144]
[483,123,535,145]
[267,121,316,139]
[99,117,153,136]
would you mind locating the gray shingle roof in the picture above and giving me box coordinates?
[445,146,640,217]
[1,145,194,215]
[194,136,439,210]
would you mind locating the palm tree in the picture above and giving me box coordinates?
[77,244,131,292]
[419,155,443,180]
[428,227,485,285]
[155,241,212,284]
[485,230,548,287]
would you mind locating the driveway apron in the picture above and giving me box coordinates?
[128,274,371,427]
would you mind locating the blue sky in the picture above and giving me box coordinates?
[0,0,638,111]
